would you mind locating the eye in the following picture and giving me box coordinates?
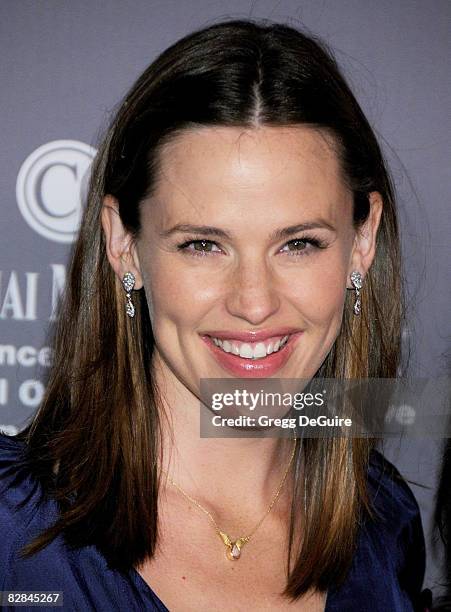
[177,239,223,257]
[279,236,326,256]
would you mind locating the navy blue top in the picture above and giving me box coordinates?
[0,433,428,611]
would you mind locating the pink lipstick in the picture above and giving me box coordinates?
[200,328,303,378]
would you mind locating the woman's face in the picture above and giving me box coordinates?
[105,126,381,387]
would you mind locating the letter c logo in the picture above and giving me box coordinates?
[16,140,97,243]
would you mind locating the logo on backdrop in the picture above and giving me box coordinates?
[16,139,97,243]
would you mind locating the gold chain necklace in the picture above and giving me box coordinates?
[161,434,298,561]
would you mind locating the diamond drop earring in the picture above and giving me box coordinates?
[122,272,136,318]
[350,270,363,316]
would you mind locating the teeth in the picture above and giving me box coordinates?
[253,342,267,359]
[239,344,254,358]
[222,340,232,353]
[211,334,290,359]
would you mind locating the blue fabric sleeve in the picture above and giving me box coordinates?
[326,448,427,611]
[0,433,166,611]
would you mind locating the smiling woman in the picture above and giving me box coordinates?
[0,18,430,611]
[104,125,372,382]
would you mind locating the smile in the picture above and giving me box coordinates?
[210,335,290,359]
[201,329,303,378]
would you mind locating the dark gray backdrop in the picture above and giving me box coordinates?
[1,0,450,595]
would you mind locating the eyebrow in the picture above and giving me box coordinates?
[159,220,336,240]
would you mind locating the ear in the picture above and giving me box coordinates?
[101,195,144,289]
[347,191,383,287]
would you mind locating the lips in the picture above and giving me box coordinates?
[201,329,303,378]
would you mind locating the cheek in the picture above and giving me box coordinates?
[307,278,345,323]
[141,255,222,325]
[287,260,348,326]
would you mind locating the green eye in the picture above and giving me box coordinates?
[177,239,222,256]
[286,239,308,251]
[194,240,214,251]
[280,237,324,256]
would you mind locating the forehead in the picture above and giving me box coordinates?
[145,125,350,226]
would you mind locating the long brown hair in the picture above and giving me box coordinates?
[14,19,405,598]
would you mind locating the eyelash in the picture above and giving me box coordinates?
[176,235,327,258]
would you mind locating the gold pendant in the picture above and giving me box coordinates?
[219,532,249,560]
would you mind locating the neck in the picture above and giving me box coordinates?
[153,353,297,525]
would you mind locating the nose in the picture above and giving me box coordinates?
[225,258,281,325]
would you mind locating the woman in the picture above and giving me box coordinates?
[0,19,430,610]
